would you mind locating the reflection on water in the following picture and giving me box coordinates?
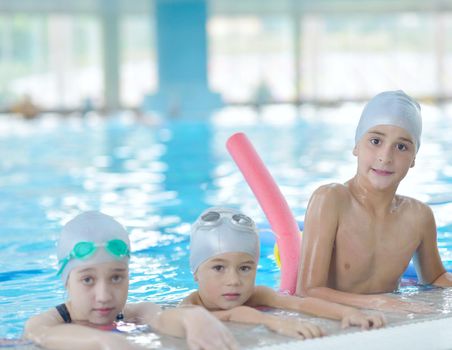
[1,103,452,341]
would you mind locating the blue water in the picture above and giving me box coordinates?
[1,104,452,339]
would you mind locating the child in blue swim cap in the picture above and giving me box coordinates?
[25,211,238,350]
[182,207,385,341]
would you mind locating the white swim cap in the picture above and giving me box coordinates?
[189,207,260,273]
[57,211,130,284]
[355,90,422,152]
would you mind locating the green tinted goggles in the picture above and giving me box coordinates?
[57,239,130,276]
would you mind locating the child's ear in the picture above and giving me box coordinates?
[410,157,416,168]
[352,145,358,156]
[193,272,198,282]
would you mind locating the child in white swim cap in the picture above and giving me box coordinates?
[182,207,385,340]
[298,90,452,313]
[189,207,260,274]
[56,211,131,285]
[25,211,238,350]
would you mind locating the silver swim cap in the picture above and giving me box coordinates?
[189,207,260,273]
[355,90,422,152]
[57,211,130,284]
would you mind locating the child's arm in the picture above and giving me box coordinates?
[298,285,433,313]
[213,306,324,340]
[127,302,238,350]
[250,286,385,329]
[24,309,144,350]
[414,204,452,287]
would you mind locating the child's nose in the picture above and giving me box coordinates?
[95,281,112,302]
[225,270,241,285]
[378,146,393,163]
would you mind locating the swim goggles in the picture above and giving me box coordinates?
[57,239,130,276]
[199,210,255,229]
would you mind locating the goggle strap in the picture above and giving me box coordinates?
[56,257,70,276]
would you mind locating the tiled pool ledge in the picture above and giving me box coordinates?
[249,287,452,350]
[3,315,452,350]
[4,287,452,349]
[254,316,452,350]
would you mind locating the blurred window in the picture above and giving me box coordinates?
[1,3,452,110]
[0,14,102,110]
[300,13,442,100]
[208,15,295,104]
[120,14,156,108]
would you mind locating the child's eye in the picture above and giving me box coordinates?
[212,265,224,272]
[81,276,94,285]
[370,138,380,145]
[396,143,407,151]
[240,265,253,272]
[111,275,124,283]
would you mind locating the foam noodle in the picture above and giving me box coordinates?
[226,132,300,294]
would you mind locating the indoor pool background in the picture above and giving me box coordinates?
[2,103,452,340]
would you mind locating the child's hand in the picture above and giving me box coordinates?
[341,310,386,330]
[184,307,239,350]
[267,317,325,340]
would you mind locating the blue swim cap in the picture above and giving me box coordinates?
[355,90,422,152]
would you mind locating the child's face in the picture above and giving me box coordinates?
[353,124,416,190]
[195,252,257,310]
[66,261,129,325]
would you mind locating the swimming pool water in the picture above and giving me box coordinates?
[2,104,452,339]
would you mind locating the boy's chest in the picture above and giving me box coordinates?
[332,216,421,292]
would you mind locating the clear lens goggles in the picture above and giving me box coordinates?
[200,211,254,228]
[57,239,129,276]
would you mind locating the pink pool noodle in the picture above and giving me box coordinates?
[226,132,300,294]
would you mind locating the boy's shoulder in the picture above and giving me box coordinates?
[396,193,424,204]
[180,291,201,306]
[246,285,277,307]
[396,194,434,217]
[306,183,352,217]
[312,182,351,201]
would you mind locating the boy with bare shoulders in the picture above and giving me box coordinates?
[181,207,384,342]
[297,90,452,312]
